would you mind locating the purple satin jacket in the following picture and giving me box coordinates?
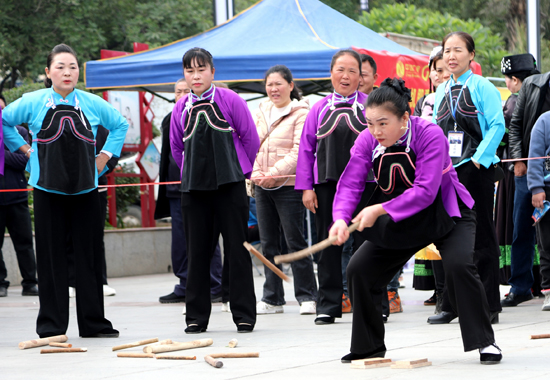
[333,116,474,224]
[170,86,259,178]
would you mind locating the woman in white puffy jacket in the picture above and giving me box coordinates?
[252,65,318,315]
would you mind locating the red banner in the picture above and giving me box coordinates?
[353,47,482,111]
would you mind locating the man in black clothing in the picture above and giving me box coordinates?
[0,94,38,297]
[506,64,550,307]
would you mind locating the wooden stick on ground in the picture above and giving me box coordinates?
[530,334,550,339]
[155,355,196,360]
[19,335,68,350]
[204,355,223,368]
[112,337,159,351]
[275,222,360,264]
[117,353,155,358]
[40,348,87,354]
[49,342,72,348]
[144,338,213,354]
[204,352,259,369]
[210,352,260,358]
[243,242,290,282]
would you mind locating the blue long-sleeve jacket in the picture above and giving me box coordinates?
[2,88,128,195]
[527,111,550,195]
[433,70,505,168]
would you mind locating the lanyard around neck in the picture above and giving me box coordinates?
[446,73,473,130]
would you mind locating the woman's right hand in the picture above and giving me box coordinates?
[329,219,349,246]
[302,190,318,214]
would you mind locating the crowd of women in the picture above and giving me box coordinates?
[5,28,550,366]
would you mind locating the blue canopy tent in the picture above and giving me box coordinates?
[84,0,423,95]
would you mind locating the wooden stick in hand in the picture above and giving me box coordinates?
[275,222,360,264]
[243,242,290,282]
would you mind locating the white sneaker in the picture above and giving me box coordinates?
[69,287,76,298]
[300,301,316,315]
[103,285,116,297]
[256,301,283,314]
[221,302,231,312]
[182,304,186,315]
[542,290,550,311]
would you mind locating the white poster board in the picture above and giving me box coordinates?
[108,91,141,146]
[140,140,161,180]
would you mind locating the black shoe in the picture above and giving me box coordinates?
[341,349,386,363]
[424,291,437,306]
[480,344,502,365]
[427,311,457,324]
[211,293,223,303]
[314,316,335,325]
[237,323,254,333]
[0,286,7,297]
[81,327,119,338]
[22,285,39,296]
[500,292,533,307]
[185,324,207,334]
[159,292,186,304]
[490,312,499,324]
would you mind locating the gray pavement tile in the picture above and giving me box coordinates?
[1,270,550,379]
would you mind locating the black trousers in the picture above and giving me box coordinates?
[452,162,502,313]
[68,190,109,288]
[314,181,345,317]
[181,181,256,328]
[0,201,38,289]
[34,189,113,338]
[347,205,495,354]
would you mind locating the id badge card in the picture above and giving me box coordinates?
[448,131,464,158]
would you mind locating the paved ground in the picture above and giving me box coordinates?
[1,268,549,379]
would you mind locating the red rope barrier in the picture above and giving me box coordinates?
[1,156,548,193]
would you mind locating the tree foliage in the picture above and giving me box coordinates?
[358,4,508,77]
[0,0,214,90]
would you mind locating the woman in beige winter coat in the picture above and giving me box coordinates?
[252,65,318,315]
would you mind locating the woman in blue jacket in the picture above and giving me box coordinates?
[432,32,505,324]
[2,44,128,338]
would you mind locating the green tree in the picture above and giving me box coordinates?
[0,0,214,91]
[358,4,508,76]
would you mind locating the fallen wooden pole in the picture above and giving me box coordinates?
[530,334,550,339]
[49,342,72,348]
[19,335,68,350]
[155,355,196,360]
[112,337,159,351]
[210,352,260,358]
[204,355,223,368]
[117,353,155,358]
[243,242,290,282]
[275,222,359,264]
[40,348,87,354]
[144,338,213,354]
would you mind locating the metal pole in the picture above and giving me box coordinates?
[213,0,234,26]
[527,0,541,70]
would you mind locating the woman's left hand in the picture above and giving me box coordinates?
[96,153,110,174]
[352,204,387,231]
[257,177,277,188]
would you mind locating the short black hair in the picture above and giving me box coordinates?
[330,49,362,72]
[45,44,78,88]
[264,65,301,101]
[0,93,6,106]
[182,47,214,70]
[360,54,377,75]
[366,78,411,118]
